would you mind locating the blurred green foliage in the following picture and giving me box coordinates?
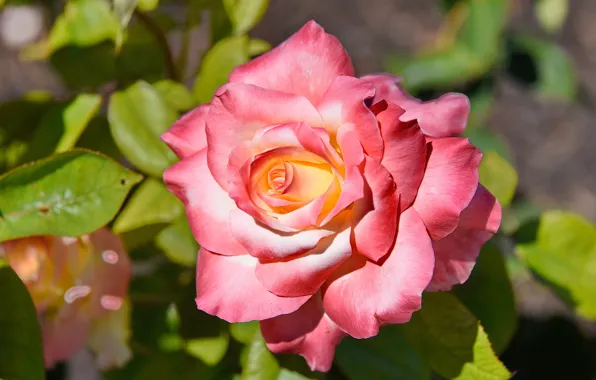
[0,0,591,379]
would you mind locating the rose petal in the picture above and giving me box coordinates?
[427,185,502,291]
[230,209,335,260]
[317,127,365,226]
[317,76,383,160]
[227,123,342,231]
[42,310,91,368]
[195,248,310,322]
[230,20,354,105]
[87,299,132,369]
[161,105,209,159]
[255,228,352,297]
[413,138,482,240]
[206,84,324,190]
[362,74,470,137]
[373,101,426,211]
[322,208,434,339]
[352,156,399,262]
[86,228,131,317]
[164,149,248,255]
[261,294,346,372]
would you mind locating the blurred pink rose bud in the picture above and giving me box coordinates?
[162,20,501,371]
[0,228,132,369]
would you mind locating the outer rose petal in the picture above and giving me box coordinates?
[230,209,335,260]
[87,299,132,369]
[195,248,310,322]
[229,20,354,105]
[255,228,352,297]
[362,74,470,137]
[427,185,502,291]
[86,228,131,317]
[161,105,209,159]
[261,294,346,372]
[317,76,383,160]
[163,150,248,256]
[322,208,435,338]
[413,138,482,240]
[42,308,91,368]
[372,101,426,211]
[206,84,324,190]
[352,157,399,262]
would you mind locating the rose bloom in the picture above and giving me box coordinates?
[163,21,501,371]
[0,228,132,369]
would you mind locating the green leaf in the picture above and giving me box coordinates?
[76,116,123,160]
[386,0,507,92]
[138,0,159,12]
[405,292,510,380]
[155,218,198,267]
[512,35,577,101]
[50,43,117,90]
[113,0,137,29]
[193,36,250,103]
[463,128,511,161]
[0,260,45,380]
[223,0,269,35]
[241,332,281,380]
[535,0,569,33]
[336,325,431,380]
[479,150,518,207]
[113,177,182,234]
[55,93,103,152]
[229,321,259,344]
[49,0,120,53]
[108,81,178,177]
[154,80,196,112]
[0,149,142,242]
[248,38,272,56]
[518,211,596,319]
[454,242,517,353]
[185,332,230,365]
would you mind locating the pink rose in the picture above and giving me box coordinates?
[162,21,501,371]
[0,228,132,369]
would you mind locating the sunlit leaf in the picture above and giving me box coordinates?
[241,332,280,380]
[336,325,431,380]
[536,0,569,33]
[229,321,259,344]
[0,260,44,380]
[154,80,196,112]
[49,0,120,53]
[155,218,198,267]
[518,211,596,319]
[108,81,178,177]
[113,177,182,234]
[479,150,518,207]
[223,0,269,35]
[55,93,103,152]
[185,332,230,366]
[0,149,142,241]
[248,38,272,56]
[138,0,159,12]
[454,242,517,353]
[405,292,510,380]
[193,36,250,103]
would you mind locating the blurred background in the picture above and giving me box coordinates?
[0,0,595,379]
